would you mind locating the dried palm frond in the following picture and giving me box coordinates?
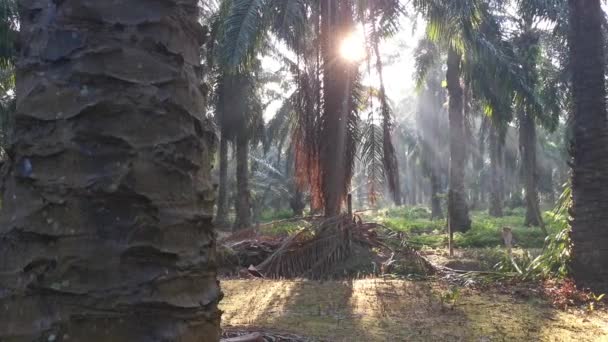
[256,215,436,279]
[257,215,353,279]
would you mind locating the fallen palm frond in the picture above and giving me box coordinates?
[255,215,436,279]
[221,329,317,342]
[257,215,324,229]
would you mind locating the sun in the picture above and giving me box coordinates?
[340,29,366,62]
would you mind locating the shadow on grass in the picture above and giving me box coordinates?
[221,278,607,341]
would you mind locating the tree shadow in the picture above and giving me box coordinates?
[221,278,607,341]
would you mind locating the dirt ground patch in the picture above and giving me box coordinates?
[220,278,608,341]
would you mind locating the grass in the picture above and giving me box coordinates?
[259,209,295,223]
[221,279,608,341]
[367,206,562,250]
[255,205,560,251]
[259,220,308,236]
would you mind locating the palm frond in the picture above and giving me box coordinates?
[413,39,440,92]
[360,119,385,205]
[371,20,400,203]
[268,0,308,52]
[0,0,17,69]
[220,0,268,69]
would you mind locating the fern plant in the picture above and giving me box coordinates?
[494,182,572,280]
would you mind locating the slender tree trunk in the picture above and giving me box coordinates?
[489,125,504,217]
[215,132,229,227]
[0,1,221,340]
[430,171,443,220]
[569,0,608,292]
[519,111,544,228]
[447,48,471,232]
[547,169,556,205]
[401,152,408,205]
[234,134,251,230]
[472,117,489,210]
[410,160,418,206]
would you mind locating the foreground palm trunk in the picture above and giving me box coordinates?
[569,0,608,292]
[446,48,471,232]
[0,1,221,340]
[320,0,355,217]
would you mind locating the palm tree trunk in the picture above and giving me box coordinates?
[472,117,489,210]
[430,171,444,220]
[234,134,251,230]
[215,131,229,227]
[547,169,556,206]
[320,0,355,217]
[519,110,544,228]
[447,48,471,232]
[489,125,504,217]
[0,1,221,340]
[569,0,608,292]
[410,160,418,206]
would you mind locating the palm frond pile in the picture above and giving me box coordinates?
[222,215,436,280]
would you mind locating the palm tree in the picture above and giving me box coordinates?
[568,0,608,292]
[413,0,484,232]
[511,7,560,232]
[0,1,221,339]
[414,41,448,219]
[445,47,472,230]
[319,0,358,216]
[219,0,403,217]
[215,71,264,230]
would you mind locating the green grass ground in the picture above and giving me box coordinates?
[252,206,565,273]
[366,206,561,249]
[258,206,560,250]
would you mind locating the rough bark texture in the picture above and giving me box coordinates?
[215,132,229,227]
[489,125,504,217]
[0,1,221,340]
[569,0,608,292]
[320,0,355,217]
[446,48,471,232]
[519,111,543,227]
[233,134,251,230]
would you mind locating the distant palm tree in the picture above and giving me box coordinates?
[414,0,542,232]
[215,70,264,230]
[0,1,221,339]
